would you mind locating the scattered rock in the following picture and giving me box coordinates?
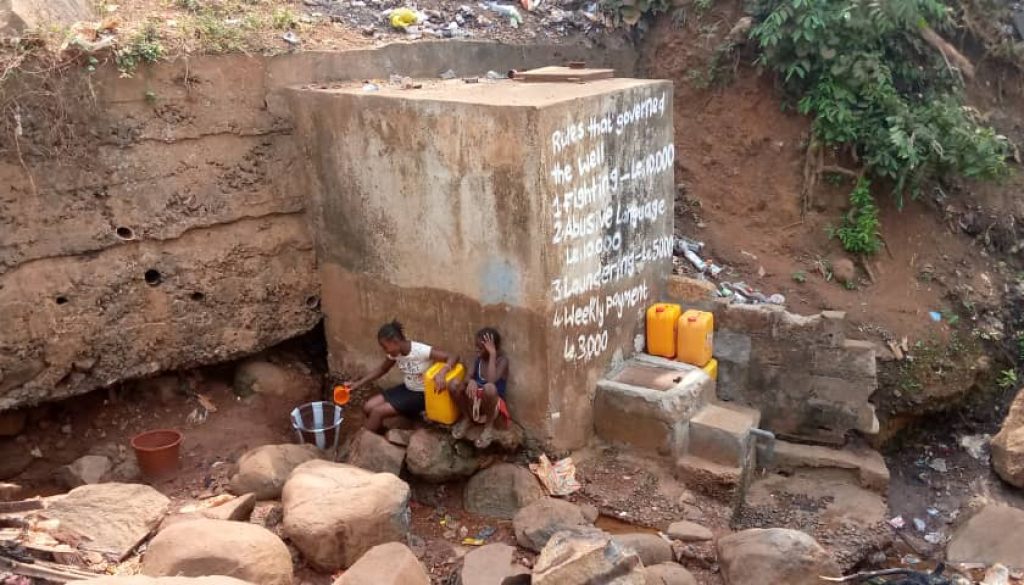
[0,439,33,480]
[459,543,527,585]
[666,521,713,542]
[947,504,1024,568]
[229,443,321,499]
[613,533,674,566]
[992,387,1024,488]
[335,542,428,585]
[46,483,170,561]
[79,577,255,585]
[386,429,413,447]
[233,360,315,402]
[513,498,591,552]
[282,460,410,570]
[143,519,292,585]
[346,429,406,476]
[405,428,479,483]
[58,455,112,489]
[108,458,142,483]
[202,493,257,522]
[831,258,856,285]
[579,502,600,523]
[717,528,840,585]
[0,410,27,436]
[533,528,645,585]
[465,463,544,520]
[0,482,22,501]
[644,563,698,585]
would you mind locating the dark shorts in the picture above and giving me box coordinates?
[382,384,425,418]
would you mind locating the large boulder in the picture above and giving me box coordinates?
[229,443,321,499]
[44,483,169,561]
[233,361,315,402]
[947,504,1024,568]
[513,498,591,552]
[142,519,292,585]
[460,543,529,585]
[613,533,674,567]
[80,578,254,585]
[335,542,429,585]
[58,455,111,489]
[464,463,544,520]
[992,387,1024,487]
[644,564,698,585]
[717,528,840,585]
[202,493,257,522]
[282,460,411,571]
[533,528,646,585]
[0,0,95,37]
[346,429,406,476]
[405,428,479,483]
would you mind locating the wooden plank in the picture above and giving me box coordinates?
[518,66,615,83]
[0,556,98,582]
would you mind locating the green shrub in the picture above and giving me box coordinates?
[750,0,1012,248]
[115,23,164,77]
[831,178,881,255]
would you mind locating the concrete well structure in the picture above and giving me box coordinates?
[288,76,675,449]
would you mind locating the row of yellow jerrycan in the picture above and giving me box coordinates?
[646,304,717,379]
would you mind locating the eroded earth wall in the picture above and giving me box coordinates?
[0,41,637,410]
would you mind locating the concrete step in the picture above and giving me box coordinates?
[766,440,890,493]
[686,403,761,467]
[675,454,743,502]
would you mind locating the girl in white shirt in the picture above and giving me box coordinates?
[348,320,456,433]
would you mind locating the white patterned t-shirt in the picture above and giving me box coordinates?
[391,341,432,392]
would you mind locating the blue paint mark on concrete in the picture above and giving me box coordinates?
[480,259,521,304]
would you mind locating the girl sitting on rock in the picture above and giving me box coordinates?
[348,320,457,433]
[451,327,510,448]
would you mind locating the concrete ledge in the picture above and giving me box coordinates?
[770,441,890,493]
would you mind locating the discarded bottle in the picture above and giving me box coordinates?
[483,2,523,27]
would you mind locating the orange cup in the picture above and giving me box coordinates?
[333,385,351,406]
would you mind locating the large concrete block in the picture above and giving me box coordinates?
[811,339,876,381]
[290,77,675,449]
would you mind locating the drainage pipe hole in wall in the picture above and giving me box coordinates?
[55,296,69,305]
[305,296,320,310]
[190,292,205,301]
[115,227,135,241]
[144,269,162,286]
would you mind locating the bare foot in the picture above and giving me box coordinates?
[474,424,495,449]
[452,417,472,439]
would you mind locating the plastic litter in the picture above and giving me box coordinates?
[439,69,458,79]
[281,31,300,46]
[388,7,420,29]
[520,0,542,11]
[482,2,523,27]
[982,564,1010,585]
[362,83,380,92]
[913,518,927,532]
[923,531,943,544]
[959,433,990,460]
[929,311,942,322]
[888,516,905,529]
[529,454,581,496]
[928,458,948,473]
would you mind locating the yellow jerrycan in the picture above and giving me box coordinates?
[423,362,466,425]
[646,303,682,358]
[677,309,714,367]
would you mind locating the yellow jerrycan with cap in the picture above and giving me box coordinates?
[423,362,466,425]
[646,303,682,358]
[677,309,714,367]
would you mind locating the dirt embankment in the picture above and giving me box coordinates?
[642,0,1024,432]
